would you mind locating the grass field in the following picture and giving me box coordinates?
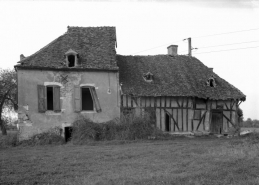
[1,136,259,185]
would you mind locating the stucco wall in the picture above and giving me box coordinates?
[17,69,120,139]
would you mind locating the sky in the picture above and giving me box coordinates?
[0,0,258,119]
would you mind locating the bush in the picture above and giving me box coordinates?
[20,127,65,146]
[71,115,162,144]
[0,132,19,148]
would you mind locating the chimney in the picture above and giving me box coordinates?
[209,68,213,72]
[20,54,25,61]
[167,45,178,56]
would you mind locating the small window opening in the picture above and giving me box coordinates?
[143,72,153,82]
[68,55,75,67]
[82,87,94,111]
[207,76,216,87]
[47,86,54,110]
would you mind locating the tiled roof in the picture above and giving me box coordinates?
[15,26,118,70]
[117,55,246,100]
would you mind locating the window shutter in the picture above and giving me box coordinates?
[74,85,81,112]
[53,86,61,112]
[89,87,102,113]
[38,85,46,112]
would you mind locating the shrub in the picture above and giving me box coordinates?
[20,127,65,146]
[0,132,19,148]
[71,114,162,144]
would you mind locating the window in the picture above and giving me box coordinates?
[74,86,102,112]
[143,72,154,82]
[67,55,75,67]
[65,49,78,68]
[38,85,61,112]
[47,86,54,110]
[81,87,94,111]
[207,75,216,87]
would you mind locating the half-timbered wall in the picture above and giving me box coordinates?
[121,95,238,133]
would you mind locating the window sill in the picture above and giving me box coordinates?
[80,111,97,114]
[45,111,62,115]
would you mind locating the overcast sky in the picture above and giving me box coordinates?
[0,0,258,119]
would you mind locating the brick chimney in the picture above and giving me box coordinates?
[20,54,25,61]
[209,68,213,72]
[167,45,178,56]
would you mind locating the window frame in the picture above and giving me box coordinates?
[81,86,95,111]
[65,49,78,68]
[45,85,61,112]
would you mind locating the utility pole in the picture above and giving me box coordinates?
[183,37,197,57]
[188,37,192,56]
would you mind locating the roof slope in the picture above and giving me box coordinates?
[117,55,246,100]
[16,27,118,70]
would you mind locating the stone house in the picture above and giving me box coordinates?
[15,26,246,140]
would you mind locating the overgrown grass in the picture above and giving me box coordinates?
[1,137,259,185]
[71,115,165,144]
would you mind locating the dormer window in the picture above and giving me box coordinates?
[143,72,154,82]
[65,49,78,68]
[68,55,75,67]
[207,75,216,87]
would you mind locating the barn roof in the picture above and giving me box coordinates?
[15,26,118,71]
[117,54,246,100]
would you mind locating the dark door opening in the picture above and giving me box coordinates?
[65,127,73,142]
[165,113,170,132]
[211,111,223,134]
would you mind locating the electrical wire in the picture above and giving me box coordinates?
[193,28,259,39]
[130,40,182,55]
[194,45,259,55]
[129,28,259,55]
[198,40,259,49]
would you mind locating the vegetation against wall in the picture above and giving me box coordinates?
[0,69,18,135]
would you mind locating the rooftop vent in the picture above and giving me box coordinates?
[143,72,154,82]
[167,45,178,56]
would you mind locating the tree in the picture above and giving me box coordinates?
[0,68,18,135]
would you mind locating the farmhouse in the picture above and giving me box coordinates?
[15,26,246,140]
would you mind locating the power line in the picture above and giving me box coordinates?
[130,40,182,55]
[198,40,259,49]
[194,45,259,55]
[129,28,259,55]
[193,28,259,39]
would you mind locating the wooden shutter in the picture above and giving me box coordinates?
[53,86,61,112]
[74,85,81,112]
[89,87,102,113]
[38,85,46,112]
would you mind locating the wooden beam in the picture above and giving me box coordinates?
[224,102,229,110]
[196,111,207,130]
[223,113,235,127]
[164,108,180,131]
[176,97,181,108]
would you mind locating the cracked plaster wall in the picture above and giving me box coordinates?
[17,69,120,140]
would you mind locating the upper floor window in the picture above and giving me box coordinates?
[65,49,78,68]
[143,72,154,82]
[207,75,216,87]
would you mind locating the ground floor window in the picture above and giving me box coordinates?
[81,87,94,111]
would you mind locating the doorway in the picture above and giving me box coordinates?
[211,111,223,134]
[165,113,170,132]
[64,127,73,142]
